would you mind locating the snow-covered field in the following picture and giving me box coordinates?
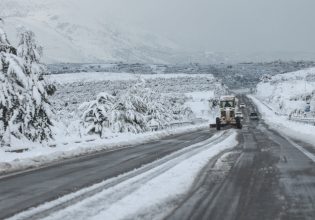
[0,72,225,174]
[8,130,238,220]
[256,68,315,116]
[46,72,219,118]
[47,72,216,84]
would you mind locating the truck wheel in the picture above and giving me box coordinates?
[216,117,221,130]
[236,117,242,129]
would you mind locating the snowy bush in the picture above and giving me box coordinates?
[145,93,173,129]
[80,79,194,136]
[80,92,115,137]
[0,25,55,146]
[111,98,147,134]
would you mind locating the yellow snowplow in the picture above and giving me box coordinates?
[210,96,242,130]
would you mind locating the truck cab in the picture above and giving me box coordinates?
[210,95,242,130]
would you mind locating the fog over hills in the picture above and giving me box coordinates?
[0,0,183,64]
[1,0,315,64]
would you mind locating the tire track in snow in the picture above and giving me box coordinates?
[8,130,235,220]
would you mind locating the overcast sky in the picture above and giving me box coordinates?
[92,0,315,56]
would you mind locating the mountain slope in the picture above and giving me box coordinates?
[0,0,179,64]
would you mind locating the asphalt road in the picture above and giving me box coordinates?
[166,95,315,220]
[2,95,315,220]
[0,129,213,219]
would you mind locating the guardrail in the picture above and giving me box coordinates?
[149,118,206,131]
[289,116,315,126]
[254,97,315,126]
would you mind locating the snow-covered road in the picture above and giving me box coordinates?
[8,130,237,220]
[3,95,315,220]
[0,128,237,220]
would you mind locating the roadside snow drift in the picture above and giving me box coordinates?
[252,67,315,147]
[8,130,238,220]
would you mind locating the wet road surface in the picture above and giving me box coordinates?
[0,129,212,219]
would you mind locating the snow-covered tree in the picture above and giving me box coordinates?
[79,78,195,136]
[17,28,42,66]
[111,82,148,133]
[124,79,175,130]
[111,101,146,133]
[145,92,171,130]
[0,25,55,146]
[17,28,56,95]
[80,92,115,137]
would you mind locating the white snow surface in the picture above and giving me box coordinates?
[256,67,315,115]
[253,67,315,148]
[185,91,217,120]
[8,130,238,220]
[47,72,215,85]
[248,95,315,149]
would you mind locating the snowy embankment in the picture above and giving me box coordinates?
[0,73,224,174]
[252,67,315,147]
[256,67,315,116]
[8,130,238,220]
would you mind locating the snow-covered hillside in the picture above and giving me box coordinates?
[256,68,315,116]
[0,0,179,64]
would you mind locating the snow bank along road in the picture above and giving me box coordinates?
[2,95,315,220]
[0,128,216,219]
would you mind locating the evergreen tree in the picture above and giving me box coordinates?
[145,92,170,129]
[111,91,148,133]
[17,27,56,95]
[17,28,42,66]
[0,21,16,55]
[0,24,55,146]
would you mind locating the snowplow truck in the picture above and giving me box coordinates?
[210,96,242,130]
